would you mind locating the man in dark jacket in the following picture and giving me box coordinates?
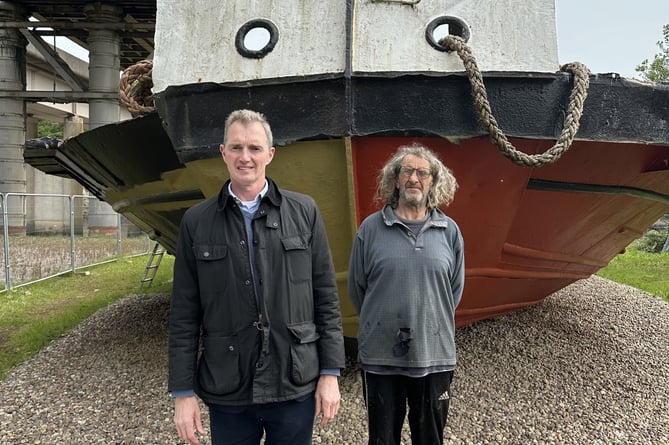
[169,109,345,445]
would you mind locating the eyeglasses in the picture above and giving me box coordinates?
[399,166,432,180]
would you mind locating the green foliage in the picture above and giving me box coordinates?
[633,229,669,253]
[636,24,669,82]
[36,119,64,139]
[0,254,174,380]
[633,214,669,253]
[597,249,669,302]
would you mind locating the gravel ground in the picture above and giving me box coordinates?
[0,275,668,444]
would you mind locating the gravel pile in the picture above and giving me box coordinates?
[1,275,668,444]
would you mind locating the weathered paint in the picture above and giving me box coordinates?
[153,0,558,92]
[153,0,348,91]
[351,0,558,73]
[349,136,669,327]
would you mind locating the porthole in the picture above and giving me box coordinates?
[425,16,471,52]
[235,19,279,59]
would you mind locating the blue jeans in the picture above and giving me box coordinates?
[208,393,315,445]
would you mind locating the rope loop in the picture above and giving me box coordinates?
[439,35,591,167]
[119,59,156,117]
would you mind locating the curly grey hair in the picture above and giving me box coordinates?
[376,142,458,209]
[224,109,273,147]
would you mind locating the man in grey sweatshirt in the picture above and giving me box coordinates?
[348,142,465,445]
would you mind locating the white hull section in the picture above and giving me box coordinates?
[153,0,559,93]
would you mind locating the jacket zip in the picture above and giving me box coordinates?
[246,213,269,360]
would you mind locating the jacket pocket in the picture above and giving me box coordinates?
[281,234,311,283]
[193,244,228,261]
[198,334,241,395]
[193,244,228,293]
[286,321,320,385]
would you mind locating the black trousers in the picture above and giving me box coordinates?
[361,370,454,445]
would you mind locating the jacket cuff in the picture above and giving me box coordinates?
[171,389,195,398]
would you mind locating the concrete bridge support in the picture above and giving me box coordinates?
[83,2,123,233]
[0,1,27,233]
[1,1,132,235]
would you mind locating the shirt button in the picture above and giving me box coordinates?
[228,346,234,351]
[203,252,210,257]
[272,222,278,227]
[244,280,251,285]
[240,240,245,246]
[256,361,263,368]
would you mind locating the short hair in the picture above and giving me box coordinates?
[223,109,273,147]
[376,142,458,209]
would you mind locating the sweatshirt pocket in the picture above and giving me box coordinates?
[198,334,241,395]
[286,321,320,385]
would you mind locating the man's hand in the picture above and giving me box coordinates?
[314,374,340,426]
[174,396,204,445]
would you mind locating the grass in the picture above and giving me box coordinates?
[0,253,174,380]
[596,248,669,302]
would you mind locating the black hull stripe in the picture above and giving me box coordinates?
[528,179,669,205]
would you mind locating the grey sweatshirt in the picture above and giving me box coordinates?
[348,205,465,371]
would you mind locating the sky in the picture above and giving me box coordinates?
[555,0,668,78]
[54,1,668,80]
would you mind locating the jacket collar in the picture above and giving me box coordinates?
[217,177,282,210]
[381,204,450,228]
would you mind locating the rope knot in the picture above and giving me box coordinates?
[119,59,156,118]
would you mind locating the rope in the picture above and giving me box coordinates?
[439,35,591,167]
[119,59,156,117]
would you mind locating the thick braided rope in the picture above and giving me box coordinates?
[439,35,590,167]
[119,59,156,117]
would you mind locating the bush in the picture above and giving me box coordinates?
[633,229,669,253]
[631,213,669,253]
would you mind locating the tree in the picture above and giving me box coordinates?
[635,24,669,82]
[635,25,669,252]
[37,119,64,139]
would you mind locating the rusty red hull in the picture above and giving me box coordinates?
[350,136,669,326]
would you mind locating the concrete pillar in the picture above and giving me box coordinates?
[84,2,122,128]
[0,1,27,233]
[84,2,122,234]
[25,115,37,139]
[24,116,42,233]
[63,115,87,235]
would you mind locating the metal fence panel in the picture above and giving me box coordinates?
[0,193,150,291]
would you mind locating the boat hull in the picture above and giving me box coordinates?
[349,136,669,330]
[23,74,669,336]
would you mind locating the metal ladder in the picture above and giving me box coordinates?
[140,242,165,288]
